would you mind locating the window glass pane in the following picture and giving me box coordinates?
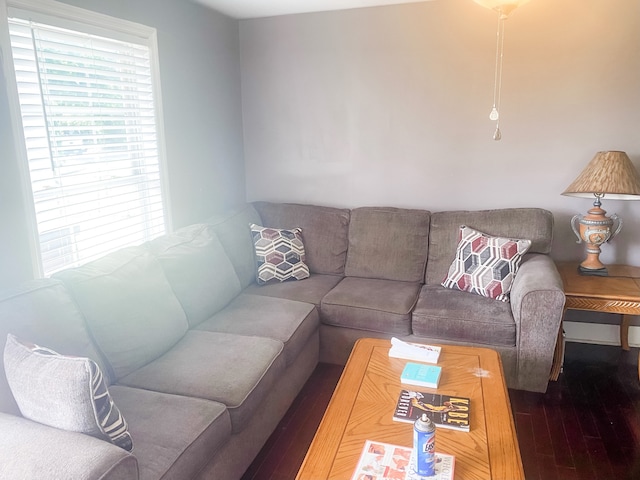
[8,16,166,276]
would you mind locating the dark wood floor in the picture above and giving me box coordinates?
[241,342,640,480]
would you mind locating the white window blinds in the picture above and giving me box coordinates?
[8,14,166,276]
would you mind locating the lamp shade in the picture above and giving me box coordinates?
[562,151,640,201]
[473,0,530,17]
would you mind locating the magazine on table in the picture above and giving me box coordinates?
[393,389,470,432]
[351,440,455,480]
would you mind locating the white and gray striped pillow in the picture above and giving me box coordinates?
[3,334,133,452]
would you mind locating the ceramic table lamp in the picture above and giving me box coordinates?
[562,151,640,276]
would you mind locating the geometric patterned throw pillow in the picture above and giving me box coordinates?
[441,225,532,302]
[250,223,310,285]
[3,334,133,452]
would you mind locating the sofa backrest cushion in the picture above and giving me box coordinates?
[0,279,108,416]
[426,208,554,286]
[345,207,431,282]
[149,224,242,327]
[207,204,263,289]
[254,202,350,276]
[54,247,188,380]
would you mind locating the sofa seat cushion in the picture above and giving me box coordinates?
[117,331,285,433]
[321,277,421,335]
[53,247,188,380]
[149,224,242,327]
[243,273,343,306]
[412,284,516,346]
[109,385,230,480]
[195,293,319,366]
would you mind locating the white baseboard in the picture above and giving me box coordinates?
[563,321,640,347]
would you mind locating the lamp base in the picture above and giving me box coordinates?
[577,265,608,276]
[570,198,623,279]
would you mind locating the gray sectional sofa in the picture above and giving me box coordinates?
[0,201,565,480]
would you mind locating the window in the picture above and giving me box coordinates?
[2,1,168,276]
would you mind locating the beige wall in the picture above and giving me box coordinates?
[240,0,640,265]
[0,0,246,288]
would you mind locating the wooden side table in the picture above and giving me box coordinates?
[551,262,640,381]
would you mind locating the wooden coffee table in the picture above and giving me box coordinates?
[296,338,524,480]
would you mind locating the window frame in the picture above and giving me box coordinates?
[0,0,171,278]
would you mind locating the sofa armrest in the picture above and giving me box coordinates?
[510,254,566,392]
[0,412,138,480]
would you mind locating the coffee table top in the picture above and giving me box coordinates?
[296,338,524,480]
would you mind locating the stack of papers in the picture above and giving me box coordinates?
[389,337,441,364]
[351,440,455,480]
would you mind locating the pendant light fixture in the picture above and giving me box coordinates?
[473,0,531,140]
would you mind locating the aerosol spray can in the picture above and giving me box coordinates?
[413,413,436,477]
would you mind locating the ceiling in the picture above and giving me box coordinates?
[191,0,433,19]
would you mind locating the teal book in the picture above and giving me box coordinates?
[400,362,442,389]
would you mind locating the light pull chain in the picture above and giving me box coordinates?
[490,13,506,141]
